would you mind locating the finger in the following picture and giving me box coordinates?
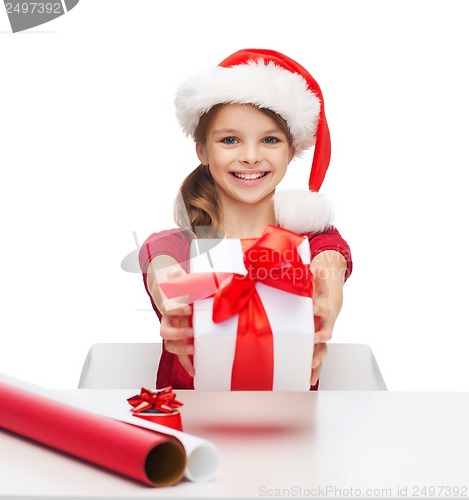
[311,343,327,385]
[162,304,192,317]
[312,298,331,319]
[160,324,193,341]
[314,327,333,343]
[312,342,327,368]
[161,294,191,312]
[178,354,195,377]
[161,306,191,330]
[310,362,322,387]
[164,339,194,356]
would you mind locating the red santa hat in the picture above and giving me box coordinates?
[175,48,334,234]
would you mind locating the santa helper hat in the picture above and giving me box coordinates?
[175,48,333,234]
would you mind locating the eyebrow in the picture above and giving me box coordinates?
[212,128,283,135]
[212,128,239,134]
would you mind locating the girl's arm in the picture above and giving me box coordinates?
[309,250,347,386]
[146,255,194,376]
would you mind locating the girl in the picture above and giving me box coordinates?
[139,49,352,390]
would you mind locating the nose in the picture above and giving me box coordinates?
[240,142,262,166]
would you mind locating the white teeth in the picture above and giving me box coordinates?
[232,172,267,180]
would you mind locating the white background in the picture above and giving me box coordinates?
[1,0,468,390]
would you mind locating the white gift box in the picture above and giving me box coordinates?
[190,236,314,391]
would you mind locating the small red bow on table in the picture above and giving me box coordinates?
[127,387,183,414]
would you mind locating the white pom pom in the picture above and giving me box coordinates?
[273,189,334,234]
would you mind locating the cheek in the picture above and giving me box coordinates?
[269,150,292,170]
[208,149,235,168]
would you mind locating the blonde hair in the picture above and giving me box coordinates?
[174,104,293,237]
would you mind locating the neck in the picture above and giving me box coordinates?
[220,196,277,239]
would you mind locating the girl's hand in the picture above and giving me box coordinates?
[309,251,347,387]
[147,258,195,377]
[310,266,333,386]
[160,300,194,377]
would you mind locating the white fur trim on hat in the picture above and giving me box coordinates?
[273,190,334,234]
[175,60,321,156]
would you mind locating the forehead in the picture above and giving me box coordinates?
[209,104,284,132]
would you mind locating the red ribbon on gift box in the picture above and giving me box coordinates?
[127,387,183,414]
[160,225,313,390]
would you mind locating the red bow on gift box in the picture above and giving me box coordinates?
[127,387,183,414]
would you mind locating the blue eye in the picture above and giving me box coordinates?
[222,137,238,145]
[263,136,279,144]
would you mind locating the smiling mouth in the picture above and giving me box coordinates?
[231,172,269,180]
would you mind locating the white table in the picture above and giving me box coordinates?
[1,390,469,499]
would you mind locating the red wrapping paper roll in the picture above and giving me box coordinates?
[0,381,186,487]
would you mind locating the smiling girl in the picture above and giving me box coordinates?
[139,49,352,390]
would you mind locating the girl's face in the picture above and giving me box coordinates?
[196,104,294,209]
